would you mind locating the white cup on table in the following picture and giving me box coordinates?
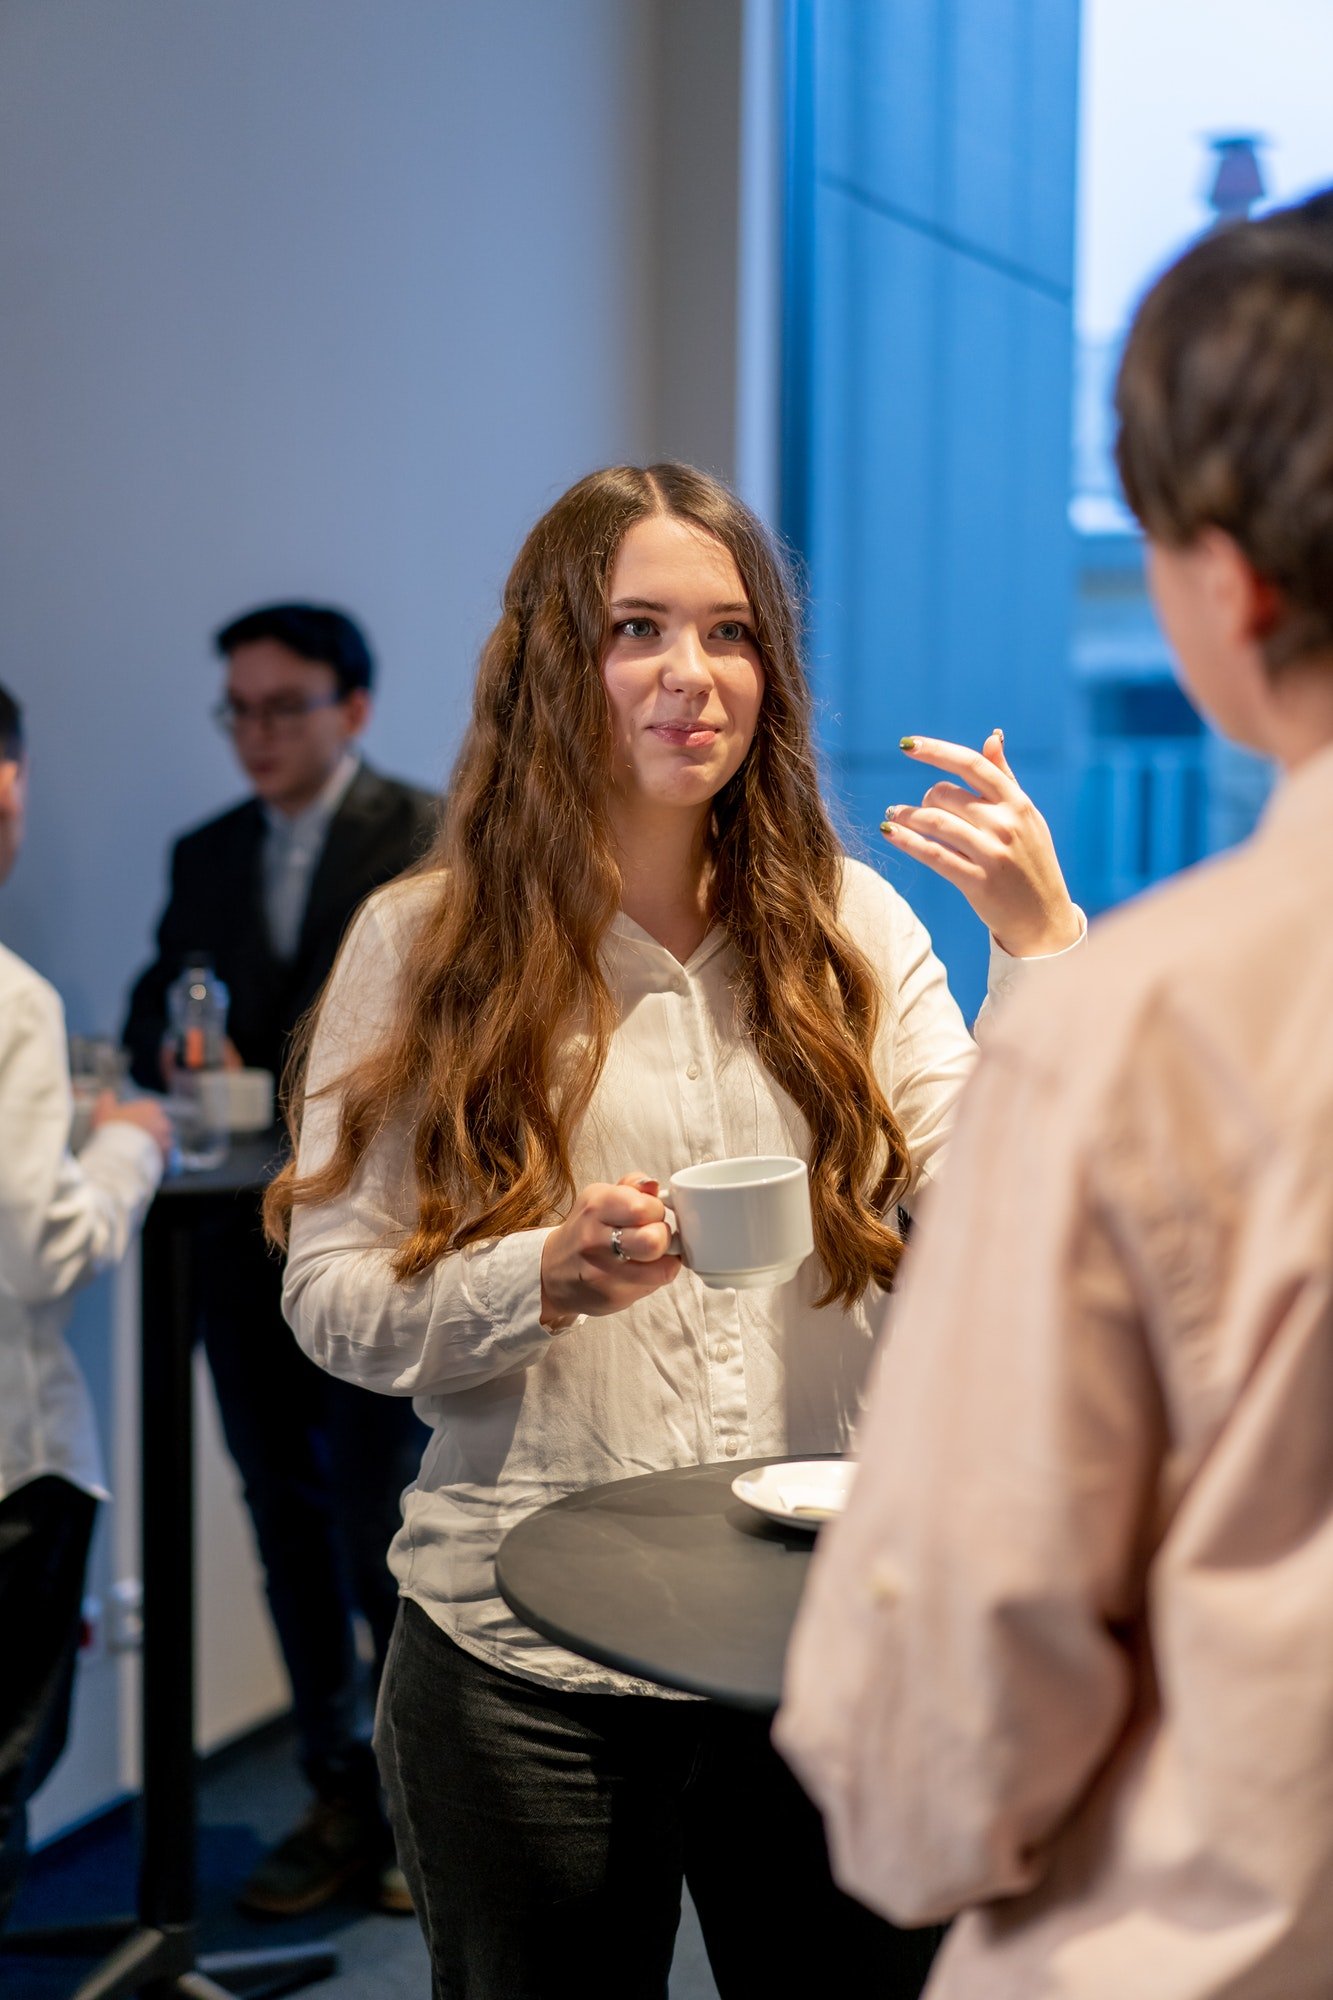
[196,1067,275,1133]
[665,1155,814,1291]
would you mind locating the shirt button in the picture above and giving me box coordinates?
[724,1438,740,1458]
[713,1343,730,1363]
[686,1061,701,1081]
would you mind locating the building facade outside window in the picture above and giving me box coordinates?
[781,0,1333,983]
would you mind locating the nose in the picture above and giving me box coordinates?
[660,629,714,697]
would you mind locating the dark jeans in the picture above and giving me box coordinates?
[196,1204,427,1804]
[377,1598,942,2000]
[0,1475,97,1928]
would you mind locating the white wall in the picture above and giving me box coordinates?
[2,0,749,1840]
[0,0,677,1029]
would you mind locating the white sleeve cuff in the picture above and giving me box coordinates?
[480,1225,585,1352]
[985,908,1087,1004]
[77,1118,165,1199]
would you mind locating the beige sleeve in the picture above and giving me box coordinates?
[775,1029,1160,1925]
[860,870,1084,1212]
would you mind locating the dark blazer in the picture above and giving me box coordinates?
[124,762,437,1091]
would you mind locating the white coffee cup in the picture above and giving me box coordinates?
[197,1067,276,1133]
[666,1155,814,1291]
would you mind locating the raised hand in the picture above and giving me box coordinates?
[539,1172,681,1330]
[881,730,1082,958]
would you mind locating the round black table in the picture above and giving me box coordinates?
[495,1457,835,1714]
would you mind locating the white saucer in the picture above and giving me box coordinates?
[730,1458,855,1530]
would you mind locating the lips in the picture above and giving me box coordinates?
[649,722,719,748]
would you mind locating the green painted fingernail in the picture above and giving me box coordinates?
[880,820,897,836]
[899,735,917,752]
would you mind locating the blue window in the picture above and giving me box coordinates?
[781,0,1082,1018]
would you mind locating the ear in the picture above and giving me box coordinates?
[341,689,372,738]
[1199,528,1283,649]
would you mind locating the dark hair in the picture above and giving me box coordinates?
[1115,188,1333,670]
[213,603,375,695]
[0,683,23,763]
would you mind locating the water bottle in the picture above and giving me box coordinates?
[166,955,230,1170]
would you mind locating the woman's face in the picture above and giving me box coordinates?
[601,513,765,819]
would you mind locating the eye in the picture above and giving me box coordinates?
[712,621,754,645]
[614,617,658,641]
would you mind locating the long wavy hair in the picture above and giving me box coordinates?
[265,463,911,1308]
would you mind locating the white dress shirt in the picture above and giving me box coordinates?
[776,743,1333,1997]
[284,859,1076,1692]
[261,752,359,961]
[0,942,163,1502]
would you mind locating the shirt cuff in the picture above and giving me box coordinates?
[78,1117,165,1192]
[481,1225,587,1350]
[986,907,1087,1002]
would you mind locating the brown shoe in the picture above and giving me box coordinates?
[375,1860,414,1915]
[237,1797,385,1917]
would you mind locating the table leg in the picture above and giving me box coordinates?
[3,1194,339,2000]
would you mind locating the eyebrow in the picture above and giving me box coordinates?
[610,597,753,616]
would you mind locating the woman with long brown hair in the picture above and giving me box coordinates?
[267,462,1081,1999]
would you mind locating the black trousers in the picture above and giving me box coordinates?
[377,1598,943,2000]
[195,1203,427,1803]
[0,1475,97,1928]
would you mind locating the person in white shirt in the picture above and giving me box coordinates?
[266,462,1083,2000]
[0,684,171,1926]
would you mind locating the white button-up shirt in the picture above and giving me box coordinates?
[261,752,359,960]
[284,859,1070,1691]
[0,942,162,1501]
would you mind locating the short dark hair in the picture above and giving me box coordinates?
[0,683,23,762]
[1115,188,1333,670]
[214,603,375,696]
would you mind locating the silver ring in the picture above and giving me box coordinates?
[609,1226,627,1261]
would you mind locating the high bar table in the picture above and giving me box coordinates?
[1,1132,338,2000]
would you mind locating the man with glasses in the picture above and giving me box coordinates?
[124,604,434,1916]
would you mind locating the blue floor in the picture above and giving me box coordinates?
[5,1717,429,1998]
[4,1715,717,1998]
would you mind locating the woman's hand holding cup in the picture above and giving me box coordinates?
[540,1173,680,1330]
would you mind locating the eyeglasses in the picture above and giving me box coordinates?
[212,693,345,736]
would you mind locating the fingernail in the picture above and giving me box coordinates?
[880,819,897,837]
[881,804,898,822]
[899,736,917,752]
[993,726,1004,744]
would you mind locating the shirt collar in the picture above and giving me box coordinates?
[607,910,729,977]
[262,752,359,844]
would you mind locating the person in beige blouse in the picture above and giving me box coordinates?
[777,192,1333,1999]
[265,460,1082,2000]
